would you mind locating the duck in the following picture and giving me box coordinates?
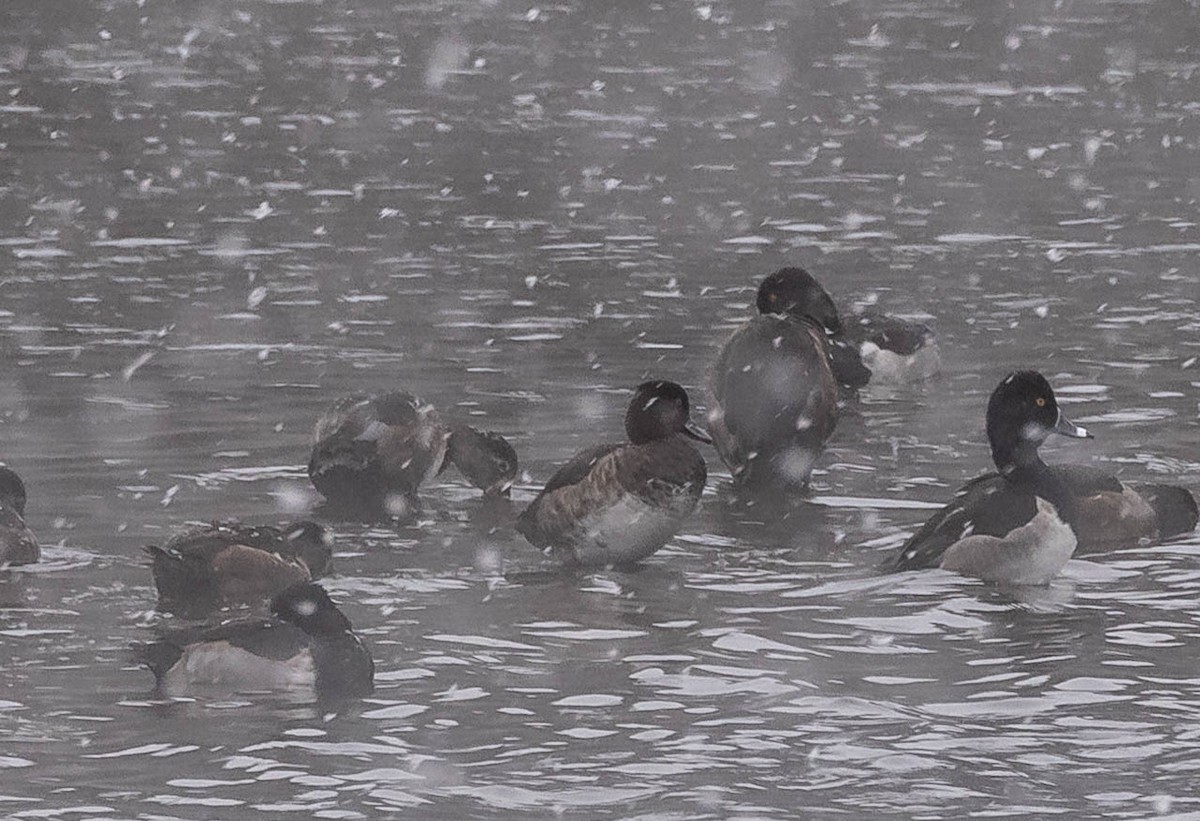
[707,270,842,490]
[516,380,711,568]
[134,582,374,702]
[889,371,1091,584]
[1066,472,1197,554]
[146,520,332,615]
[0,466,38,567]
[753,266,940,388]
[308,391,518,516]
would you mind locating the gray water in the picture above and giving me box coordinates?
[2,0,1199,817]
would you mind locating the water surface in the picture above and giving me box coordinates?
[2,0,1199,817]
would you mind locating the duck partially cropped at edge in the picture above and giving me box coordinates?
[308,391,518,515]
[0,466,38,567]
[890,371,1090,584]
[134,581,374,702]
[707,271,841,491]
[516,380,711,568]
[146,520,332,615]
[755,266,940,388]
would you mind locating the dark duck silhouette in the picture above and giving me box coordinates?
[146,520,332,615]
[134,582,374,702]
[0,467,38,567]
[707,269,842,490]
[890,371,1091,584]
[308,391,518,516]
[517,380,711,568]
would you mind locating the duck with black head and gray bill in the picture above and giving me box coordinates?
[134,582,374,703]
[517,380,711,568]
[891,370,1091,585]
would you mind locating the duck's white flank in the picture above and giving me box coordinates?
[859,339,941,383]
[162,642,316,696]
[939,497,1077,585]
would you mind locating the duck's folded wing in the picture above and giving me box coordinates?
[611,439,707,506]
[891,473,1028,571]
[516,443,621,546]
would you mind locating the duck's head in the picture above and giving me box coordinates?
[447,425,519,496]
[282,521,334,578]
[986,370,1090,472]
[756,267,842,334]
[271,582,353,637]
[625,380,713,445]
[0,467,27,516]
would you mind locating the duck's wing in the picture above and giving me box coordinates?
[611,438,707,507]
[515,443,621,547]
[890,473,1037,571]
[208,544,311,601]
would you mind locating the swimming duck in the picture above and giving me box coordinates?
[0,467,37,567]
[890,371,1090,584]
[1066,472,1197,554]
[516,380,711,567]
[708,271,841,490]
[146,520,332,615]
[134,582,374,701]
[308,392,518,515]
[753,267,940,388]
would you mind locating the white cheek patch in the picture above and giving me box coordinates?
[1020,421,1046,441]
[294,599,319,617]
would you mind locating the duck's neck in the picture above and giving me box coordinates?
[992,438,1045,479]
[994,441,1075,521]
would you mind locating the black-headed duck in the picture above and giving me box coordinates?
[135,582,374,701]
[890,371,1090,584]
[517,380,710,568]
[308,391,517,515]
[146,520,332,615]
[755,266,940,388]
[708,270,841,490]
[0,466,38,567]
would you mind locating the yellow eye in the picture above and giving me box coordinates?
[1035,397,1046,407]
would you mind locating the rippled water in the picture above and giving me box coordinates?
[2,0,1199,817]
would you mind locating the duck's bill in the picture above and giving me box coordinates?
[1053,411,1091,439]
[684,419,714,444]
